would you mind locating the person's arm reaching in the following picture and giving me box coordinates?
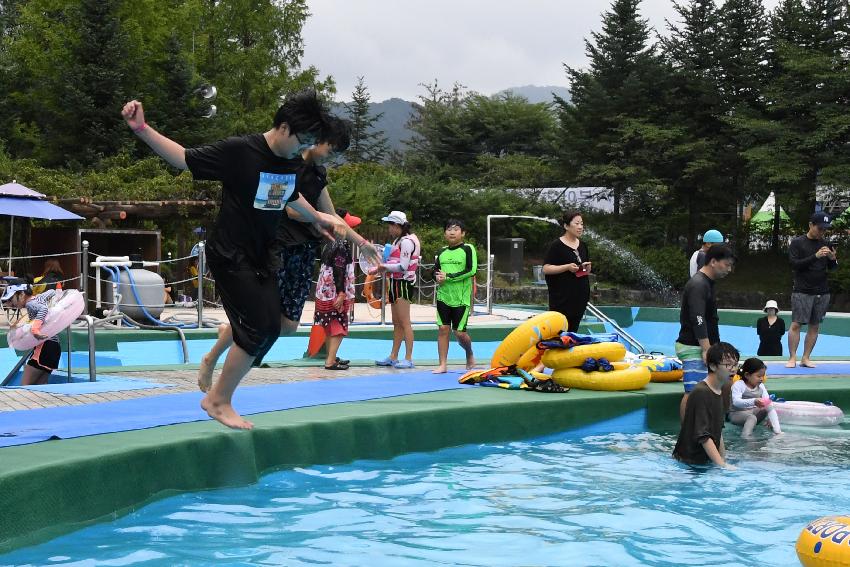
[287,195,347,239]
[121,100,187,170]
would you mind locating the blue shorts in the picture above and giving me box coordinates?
[676,342,707,393]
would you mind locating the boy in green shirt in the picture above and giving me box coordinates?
[433,219,477,373]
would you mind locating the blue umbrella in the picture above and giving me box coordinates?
[0,181,84,273]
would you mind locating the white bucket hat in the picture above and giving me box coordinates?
[763,300,779,312]
[381,210,408,225]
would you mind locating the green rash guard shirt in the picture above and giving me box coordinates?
[435,243,477,307]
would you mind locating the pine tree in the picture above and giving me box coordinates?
[660,0,729,247]
[60,0,131,166]
[556,0,666,215]
[735,0,850,248]
[343,77,389,163]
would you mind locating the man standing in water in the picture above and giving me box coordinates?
[675,244,736,422]
[122,91,347,430]
[786,212,838,368]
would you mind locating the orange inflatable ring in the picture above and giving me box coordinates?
[363,273,382,309]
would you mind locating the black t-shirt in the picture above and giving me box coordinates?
[677,272,719,346]
[543,238,590,310]
[789,235,837,295]
[275,162,328,247]
[185,134,302,271]
[673,380,726,465]
[756,316,785,356]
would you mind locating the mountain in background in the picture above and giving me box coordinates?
[335,85,570,152]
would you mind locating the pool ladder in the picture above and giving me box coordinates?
[584,303,646,354]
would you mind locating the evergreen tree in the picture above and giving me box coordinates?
[660,0,728,247]
[343,76,389,163]
[735,0,850,247]
[556,0,665,215]
[716,0,770,241]
[59,0,130,167]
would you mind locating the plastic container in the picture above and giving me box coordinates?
[105,268,165,321]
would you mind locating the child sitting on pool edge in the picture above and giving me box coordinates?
[728,357,782,438]
[673,341,739,470]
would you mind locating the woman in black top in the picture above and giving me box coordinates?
[756,299,785,356]
[543,211,591,332]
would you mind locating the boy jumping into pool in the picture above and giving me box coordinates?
[122,91,348,430]
[673,341,738,470]
[433,219,477,373]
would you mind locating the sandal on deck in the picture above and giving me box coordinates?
[324,362,350,370]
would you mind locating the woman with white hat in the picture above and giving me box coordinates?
[756,300,785,356]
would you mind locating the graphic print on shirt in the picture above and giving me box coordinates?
[254,172,296,210]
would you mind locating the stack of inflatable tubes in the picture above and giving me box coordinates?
[797,516,850,567]
[632,353,684,383]
[490,311,568,368]
[541,342,650,391]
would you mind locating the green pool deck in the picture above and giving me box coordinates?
[2,375,850,554]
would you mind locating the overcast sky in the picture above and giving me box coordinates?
[303,0,781,102]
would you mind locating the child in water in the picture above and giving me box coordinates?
[728,357,782,437]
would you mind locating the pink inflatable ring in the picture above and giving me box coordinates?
[774,400,844,427]
[8,290,85,350]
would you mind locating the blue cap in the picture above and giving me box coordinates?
[702,229,724,243]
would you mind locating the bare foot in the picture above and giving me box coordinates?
[197,354,215,393]
[201,395,253,430]
[432,366,448,374]
[785,359,797,368]
[466,356,476,370]
[801,359,817,368]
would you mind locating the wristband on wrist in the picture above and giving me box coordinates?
[132,122,147,133]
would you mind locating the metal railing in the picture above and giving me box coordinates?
[585,302,646,354]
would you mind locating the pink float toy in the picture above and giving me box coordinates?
[773,400,844,427]
[8,290,85,350]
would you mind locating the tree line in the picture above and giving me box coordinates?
[0,0,848,259]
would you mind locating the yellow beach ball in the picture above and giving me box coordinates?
[797,516,850,567]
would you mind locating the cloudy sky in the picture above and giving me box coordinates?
[303,0,781,102]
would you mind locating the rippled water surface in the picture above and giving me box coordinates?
[4,425,850,566]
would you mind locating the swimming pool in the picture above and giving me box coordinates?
[3,412,846,566]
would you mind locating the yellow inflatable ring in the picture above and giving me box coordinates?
[490,311,568,368]
[551,365,651,391]
[635,355,684,383]
[541,342,627,370]
[516,344,544,371]
[363,274,382,309]
[797,516,850,567]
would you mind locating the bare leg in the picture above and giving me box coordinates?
[801,323,819,367]
[198,323,232,392]
[388,301,402,361]
[200,342,255,430]
[324,335,344,367]
[455,330,475,369]
[199,315,298,392]
[394,298,414,361]
[786,321,801,367]
[433,326,450,373]
[22,365,50,386]
[766,406,782,433]
[680,393,690,423]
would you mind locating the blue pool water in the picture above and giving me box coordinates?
[4,414,850,566]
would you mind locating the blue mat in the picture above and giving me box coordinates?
[3,374,174,394]
[0,371,470,448]
[766,362,850,376]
